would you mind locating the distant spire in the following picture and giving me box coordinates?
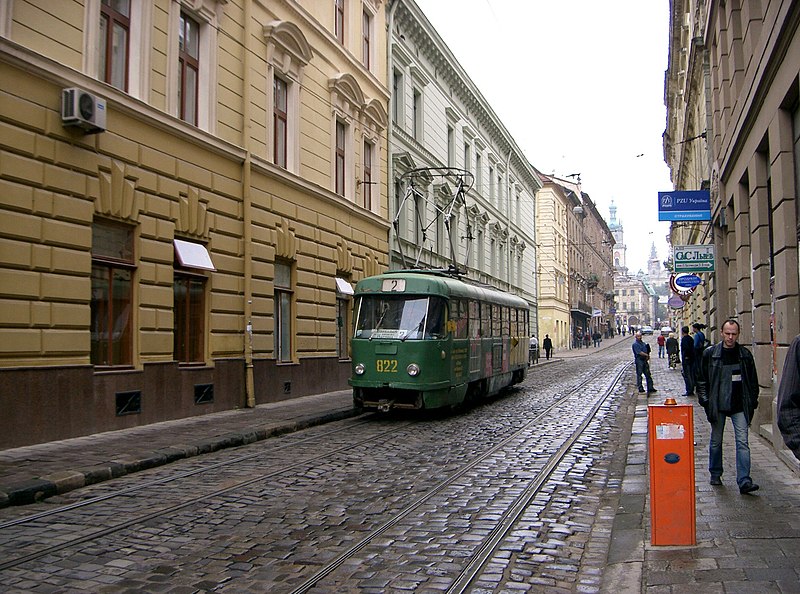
[650,242,657,259]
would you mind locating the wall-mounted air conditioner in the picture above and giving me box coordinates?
[61,87,106,133]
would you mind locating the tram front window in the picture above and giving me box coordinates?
[355,296,446,340]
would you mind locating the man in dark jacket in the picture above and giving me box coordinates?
[777,334,800,460]
[696,319,760,494]
[680,326,695,396]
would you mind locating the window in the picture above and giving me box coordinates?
[412,88,422,140]
[274,261,293,362]
[488,165,494,201]
[464,143,471,173]
[173,239,213,364]
[362,10,371,69]
[274,76,288,168]
[263,21,311,173]
[178,11,199,125]
[475,153,482,190]
[174,273,205,363]
[392,70,403,125]
[336,120,346,196]
[363,140,373,209]
[91,221,135,366]
[334,0,345,44]
[99,0,130,90]
[447,126,455,166]
[336,277,353,359]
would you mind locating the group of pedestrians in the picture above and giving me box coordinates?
[635,321,760,493]
[634,319,800,497]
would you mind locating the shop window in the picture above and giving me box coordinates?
[91,221,135,366]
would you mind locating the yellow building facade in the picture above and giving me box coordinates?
[0,0,389,448]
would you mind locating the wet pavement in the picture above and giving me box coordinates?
[1,333,799,591]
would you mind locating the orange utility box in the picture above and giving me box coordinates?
[648,402,696,546]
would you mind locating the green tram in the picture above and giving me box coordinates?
[350,270,530,411]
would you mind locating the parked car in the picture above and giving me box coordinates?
[660,326,674,336]
[641,325,654,335]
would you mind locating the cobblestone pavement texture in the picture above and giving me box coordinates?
[0,334,799,592]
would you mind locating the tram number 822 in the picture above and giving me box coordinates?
[376,359,398,373]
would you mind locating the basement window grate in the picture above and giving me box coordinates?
[283,381,291,394]
[116,390,142,416]
[194,383,214,405]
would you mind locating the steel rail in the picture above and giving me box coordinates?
[287,362,631,594]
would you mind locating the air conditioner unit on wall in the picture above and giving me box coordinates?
[61,87,106,133]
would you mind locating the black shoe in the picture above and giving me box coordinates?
[647,389,658,393]
[739,482,760,494]
[710,476,722,486]
[638,389,645,393]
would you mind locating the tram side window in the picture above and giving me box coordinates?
[482,303,492,337]
[452,298,468,339]
[469,300,480,338]
[492,304,501,337]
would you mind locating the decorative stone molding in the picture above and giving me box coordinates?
[175,186,210,239]
[275,218,297,260]
[97,161,140,222]
[337,238,353,274]
[363,250,380,278]
[263,20,313,82]
[181,0,227,24]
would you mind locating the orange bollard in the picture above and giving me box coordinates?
[648,400,696,545]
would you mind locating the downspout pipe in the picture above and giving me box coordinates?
[242,0,255,408]
[387,0,399,270]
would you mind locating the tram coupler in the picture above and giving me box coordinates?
[377,399,394,413]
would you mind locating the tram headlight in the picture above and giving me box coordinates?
[354,363,366,375]
[406,363,420,377]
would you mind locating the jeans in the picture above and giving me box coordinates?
[635,358,654,391]
[658,345,665,358]
[709,411,752,487]
[682,363,694,394]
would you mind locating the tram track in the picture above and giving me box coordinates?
[288,362,631,594]
[0,419,416,572]
[0,358,633,591]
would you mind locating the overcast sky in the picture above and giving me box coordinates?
[413,0,674,274]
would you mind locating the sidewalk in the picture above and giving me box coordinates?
[604,351,800,592]
[0,390,358,507]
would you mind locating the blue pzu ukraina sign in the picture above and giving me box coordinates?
[658,190,711,221]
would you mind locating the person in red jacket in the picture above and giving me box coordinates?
[657,333,666,358]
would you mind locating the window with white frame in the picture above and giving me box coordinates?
[336,120,347,196]
[167,1,220,132]
[99,0,130,91]
[274,76,288,168]
[178,11,199,125]
[263,21,311,174]
[362,140,373,210]
[392,69,403,125]
[334,0,345,44]
[412,88,422,140]
[362,9,372,70]
[85,0,150,99]
[447,126,455,167]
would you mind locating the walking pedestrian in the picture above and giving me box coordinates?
[680,326,695,396]
[632,331,656,394]
[666,332,679,369]
[696,319,760,494]
[657,333,666,358]
[528,335,539,366]
[543,334,553,360]
[777,334,800,461]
